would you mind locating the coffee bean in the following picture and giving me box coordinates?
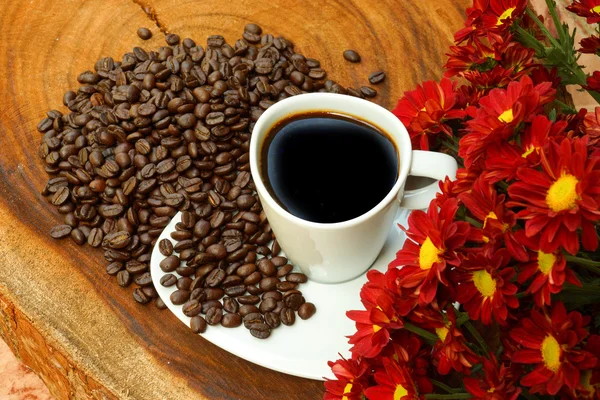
[276,281,297,291]
[205,307,223,325]
[170,289,190,305]
[368,70,386,84]
[221,313,242,328]
[160,255,180,272]
[259,297,277,313]
[284,292,305,310]
[238,295,260,305]
[205,268,226,287]
[257,258,276,276]
[183,300,202,317]
[360,86,377,98]
[243,312,264,329]
[238,304,260,317]
[271,256,287,267]
[264,311,281,328]
[176,277,193,290]
[286,273,308,283]
[106,262,123,276]
[276,264,293,277]
[190,316,207,333]
[116,270,131,287]
[133,288,151,304]
[87,228,103,247]
[166,33,180,45]
[50,224,72,239]
[343,49,361,63]
[137,27,152,40]
[298,302,316,320]
[250,324,271,339]
[259,277,279,292]
[280,307,295,326]
[159,239,173,256]
[160,273,177,287]
[223,297,239,313]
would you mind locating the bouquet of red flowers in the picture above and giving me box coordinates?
[325,1,600,399]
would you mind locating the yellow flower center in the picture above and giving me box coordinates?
[541,334,561,372]
[394,384,408,400]
[473,270,496,298]
[592,5,600,14]
[537,251,556,275]
[546,174,580,212]
[483,211,498,229]
[498,108,514,123]
[496,7,516,25]
[436,327,449,342]
[342,383,353,400]
[373,324,382,333]
[419,237,442,270]
[521,146,537,158]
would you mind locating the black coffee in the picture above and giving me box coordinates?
[261,112,398,223]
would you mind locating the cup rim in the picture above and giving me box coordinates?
[249,92,412,230]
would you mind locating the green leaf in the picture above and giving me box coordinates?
[548,108,557,121]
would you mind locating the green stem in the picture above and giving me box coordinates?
[425,394,472,400]
[464,321,489,354]
[404,323,438,345]
[465,216,482,228]
[441,139,459,153]
[545,0,566,43]
[525,7,562,48]
[456,312,470,327]
[430,380,463,394]
[565,255,600,275]
[553,99,578,114]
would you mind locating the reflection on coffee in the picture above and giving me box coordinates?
[260,112,398,223]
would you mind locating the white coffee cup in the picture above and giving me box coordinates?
[249,93,457,283]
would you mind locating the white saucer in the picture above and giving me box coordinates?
[150,210,409,381]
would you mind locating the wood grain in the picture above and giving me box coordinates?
[0,0,468,398]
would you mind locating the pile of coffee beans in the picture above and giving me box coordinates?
[38,24,354,315]
[158,212,316,338]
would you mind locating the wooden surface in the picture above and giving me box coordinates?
[0,0,468,399]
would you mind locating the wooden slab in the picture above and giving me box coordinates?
[0,0,468,398]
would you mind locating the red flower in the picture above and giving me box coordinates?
[392,78,466,150]
[579,35,600,54]
[444,39,495,78]
[567,0,600,23]
[460,76,555,168]
[363,359,420,400]
[452,167,481,196]
[454,0,486,43]
[431,308,479,375]
[462,65,514,92]
[584,107,600,147]
[464,354,522,400]
[500,42,536,78]
[483,142,528,183]
[459,176,527,261]
[530,66,562,88]
[507,137,600,255]
[324,355,369,400]
[389,199,471,306]
[453,250,519,325]
[585,71,600,91]
[480,0,527,31]
[347,285,403,358]
[516,231,581,307]
[510,302,597,395]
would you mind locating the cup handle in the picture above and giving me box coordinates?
[399,150,458,210]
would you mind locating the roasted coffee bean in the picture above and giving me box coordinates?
[221,313,242,328]
[160,255,180,272]
[170,289,191,305]
[160,273,177,287]
[360,86,377,98]
[50,224,72,239]
[133,288,151,304]
[190,315,207,333]
[106,262,123,276]
[271,256,287,267]
[116,270,132,287]
[223,297,239,313]
[205,268,226,287]
[224,284,246,297]
[183,299,202,317]
[259,277,279,292]
[155,297,168,310]
[243,312,264,329]
[238,304,259,317]
[257,258,276,276]
[286,273,308,283]
[126,260,147,274]
[137,27,152,40]
[204,287,225,300]
[236,263,256,277]
[200,300,222,314]
[259,297,277,313]
[166,33,180,45]
[280,307,295,326]
[244,271,262,285]
[250,324,271,339]
[176,276,193,290]
[343,49,361,62]
[264,311,281,328]
[368,70,386,84]
[205,306,223,325]
[298,302,316,320]
[284,292,305,310]
[87,228,104,247]
[159,239,174,256]
[276,264,293,277]
[103,231,131,249]
[134,272,153,287]
[238,295,260,305]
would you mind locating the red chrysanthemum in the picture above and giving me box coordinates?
[573,335,600,399]
[363,359,421,400]
[464,354,522,400]
[580,35,600,54]
[444,39,496,78]
[347,285,403,358]
[462,65,514,92]
[480,0,527,31]
[483,142,528,183]
[392,78,466,150]
[586,71,600,92]
[567,0,600,23]
[515,231,581,307]
[453,250,519,325]
[460,75,556,168]
[584,107,600,147]
[499,42,536,78]
[431,308,479,375]
[452,167,482,196]
[510,302,598,395]
[506,136,600,255]
[530,66,562,88]
[459,176,527,261]
[389,199,471,306]
[324,355,369,400]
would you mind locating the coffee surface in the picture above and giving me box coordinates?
[261,112,398,223]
